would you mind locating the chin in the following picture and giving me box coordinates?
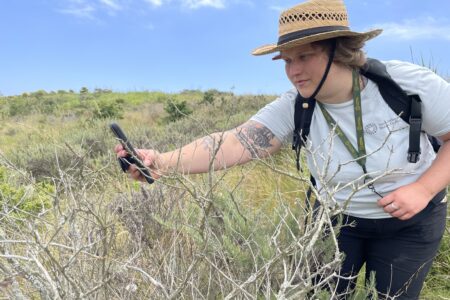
[296,88,313,99]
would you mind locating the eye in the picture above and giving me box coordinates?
[299,53,312,61]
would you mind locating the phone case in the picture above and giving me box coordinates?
[110,123,154,184]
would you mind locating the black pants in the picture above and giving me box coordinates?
[333,198,447,299]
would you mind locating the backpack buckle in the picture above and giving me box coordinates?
[407,151,421,163]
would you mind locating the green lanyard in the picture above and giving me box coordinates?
[318,69,369,174]
[318,70,383,197]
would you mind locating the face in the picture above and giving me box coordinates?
[280,43,330,98]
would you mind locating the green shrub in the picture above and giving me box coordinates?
[8,97,32,116]
[163,99,193,123]
[31,90,47,98]
[202,90,215,104]
[39,97,58,114]
[156,93,169,103]
[93,99,124,119]
[0,166,53,218]
[80,87,89,94]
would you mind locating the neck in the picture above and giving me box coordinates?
[316,65,356,105]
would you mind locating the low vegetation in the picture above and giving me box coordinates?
[0,89,448,299]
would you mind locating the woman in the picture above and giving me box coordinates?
[115,0,450,298]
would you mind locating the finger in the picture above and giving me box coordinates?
[390,208,407,218]
[115,145,129,157]
[383,202,397,213]
[128,171,145,182]
[114,144,124,152]
[378,194,394,207]
[128,165,141,179]
[139,162,160,181]
[115,146,129,158]
[133,168,144,179]
[398,212,413,221]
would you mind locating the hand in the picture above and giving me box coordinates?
[377,182,434,220]
[114,144,163,182]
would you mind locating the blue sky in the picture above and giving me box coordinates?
[1,0,450,96]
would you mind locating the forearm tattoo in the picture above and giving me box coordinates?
[201,133,228,154]
[201,136,216,152]
[234,122,275,158]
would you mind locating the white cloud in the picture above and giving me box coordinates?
[143,0,164,7]
[59,1,96,19]
[181,0,225,9]
[143,0,228,9]
[99,0,123,10]
[59,0,240,20]
[374,17,450,41]
[268,5,284,12]
[58,0,123,19]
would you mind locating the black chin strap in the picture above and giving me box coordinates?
[293,39,337,171]
[297,39,337,103]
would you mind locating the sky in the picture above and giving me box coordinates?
[1,0,450,96]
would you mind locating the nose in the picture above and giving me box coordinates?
[286,60,304,79]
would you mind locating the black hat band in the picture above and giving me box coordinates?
[277,25,349,46]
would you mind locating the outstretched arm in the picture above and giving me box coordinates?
[115,120,282,182]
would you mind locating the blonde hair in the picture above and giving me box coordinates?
[312,36,368,68]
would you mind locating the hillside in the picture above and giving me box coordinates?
[0,89,448,299]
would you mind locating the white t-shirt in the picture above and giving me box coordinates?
[251,60,450,218]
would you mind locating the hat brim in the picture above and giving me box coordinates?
[252,29,382,56]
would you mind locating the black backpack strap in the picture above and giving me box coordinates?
[361,58,411,123]
[293,96,316,171]
[361,58,423,163]
[408,95,422,163]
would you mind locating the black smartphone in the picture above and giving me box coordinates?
[110,122,154,184]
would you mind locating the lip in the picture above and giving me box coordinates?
[295,79,309,87]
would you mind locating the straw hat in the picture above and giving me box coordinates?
[252,0,382,56]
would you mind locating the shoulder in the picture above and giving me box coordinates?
[256,87,297,113]
[383,59,429,74]
[383,60,434,83]
[250,88,298,143]
[252,87,297,115]
[381,60,450,136]
[382,60,448,94]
